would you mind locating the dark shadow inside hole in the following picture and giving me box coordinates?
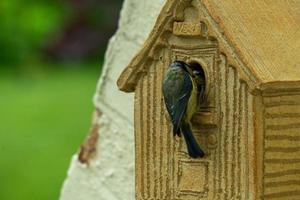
[188,62,205,80]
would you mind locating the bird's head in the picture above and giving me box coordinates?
[170,60,191,73]
[170,60,187,68]
[192,68,205,85]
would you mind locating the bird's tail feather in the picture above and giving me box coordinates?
[181,123,205,158]
[173,126,181,136]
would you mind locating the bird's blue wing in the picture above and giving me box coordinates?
[162,70,193,135]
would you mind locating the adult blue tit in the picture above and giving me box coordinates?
[162,61,205,158]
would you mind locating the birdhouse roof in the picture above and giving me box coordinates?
[117,0,300,92]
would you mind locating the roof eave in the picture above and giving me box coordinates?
[117,0,180,92]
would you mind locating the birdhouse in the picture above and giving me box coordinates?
[117,0,300,199]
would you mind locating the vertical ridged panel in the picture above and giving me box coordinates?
[224,66,234,198]
[239,83,249,200]
[154,61,161,199]
[134,76,143,200]
[148,65,155,199]
[217,60,252,199]
[142,74,149,199]
[233,68,240,197]
[218,54,227,199]
[135,57,176,200]
[160,62,169,199]
[247,90,255,200]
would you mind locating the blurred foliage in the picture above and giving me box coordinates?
[0,0,123,199]
[0,64,101,200]
[0,0,68,65]
[0,0,123,66]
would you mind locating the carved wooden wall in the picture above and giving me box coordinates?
[134,36,256,199]
[134,52,173,200]
[118,1,300,199]
[216,56,255,200]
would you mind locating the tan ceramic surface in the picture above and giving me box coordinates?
[118,0,300,199]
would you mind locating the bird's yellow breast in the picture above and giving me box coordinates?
[183,76,198,122]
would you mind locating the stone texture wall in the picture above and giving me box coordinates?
[59,0,166,200]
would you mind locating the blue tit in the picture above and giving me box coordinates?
[162,61,205,158]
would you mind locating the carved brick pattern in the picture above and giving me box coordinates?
[262,95,300,199]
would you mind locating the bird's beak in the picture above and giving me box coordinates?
[185,64,194,76]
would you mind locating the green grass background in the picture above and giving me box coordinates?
[0,64,101,200]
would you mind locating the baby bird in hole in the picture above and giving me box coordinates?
[162,60,205,158]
